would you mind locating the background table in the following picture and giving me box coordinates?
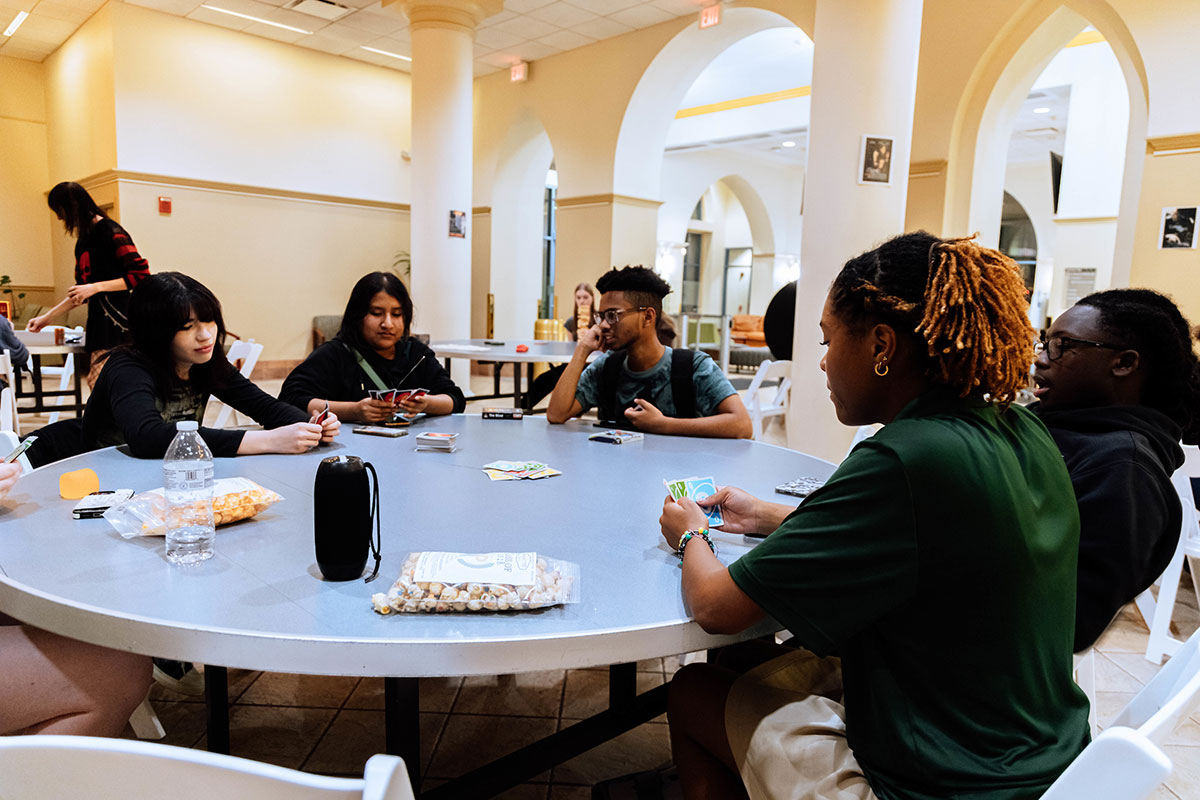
[430,339,578,409]
[0,416,835,795]
[12,341,87,416]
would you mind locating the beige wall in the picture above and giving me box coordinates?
[0,56,54,294]
[1129,150,1200,324]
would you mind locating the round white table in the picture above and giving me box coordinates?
[430,339,579,409]
[0,415,835,796]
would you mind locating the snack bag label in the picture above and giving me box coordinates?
[413,551,537,585]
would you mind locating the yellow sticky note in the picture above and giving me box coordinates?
[60,468,99,500]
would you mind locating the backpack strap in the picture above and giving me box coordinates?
[342,342,389,392]
[596,351,628,422]
[670,348,697,418]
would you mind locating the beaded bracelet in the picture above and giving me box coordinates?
[677,528,715,562]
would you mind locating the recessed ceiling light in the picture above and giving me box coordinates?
[781,140,796,148]
[3,10,29,37]
[361,45,411,62]
[1033,107,1051,114]
[199,5,312,34]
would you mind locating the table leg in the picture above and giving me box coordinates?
[385,676,421,789]
[204,665,230,754]
[493,363,501,397]
[31,356,44,412]
[609,662,636,714]
[72,353,84,414]
[511,363,524,410]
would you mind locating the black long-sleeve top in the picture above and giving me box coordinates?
[83,350,308,458]
[280,337,465,414]
[75,218,152,352]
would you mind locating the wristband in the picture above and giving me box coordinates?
[677,528,715,562]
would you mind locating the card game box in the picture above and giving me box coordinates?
[482,407,523,420]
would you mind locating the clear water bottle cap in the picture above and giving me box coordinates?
[176,421,199,431]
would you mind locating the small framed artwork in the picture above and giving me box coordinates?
[1159,206,1198,249]
[859,135,894,185]
[449,210,466,238]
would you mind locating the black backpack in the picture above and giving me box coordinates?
[596,348,696,424]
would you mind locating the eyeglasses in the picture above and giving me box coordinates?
[594,307,648,326]
[1035,333,1126,361]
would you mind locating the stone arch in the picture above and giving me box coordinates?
[488,110,554,339]
[945,0,1148,288]
[612,5,812,203]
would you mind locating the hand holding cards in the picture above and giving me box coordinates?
[664,475,724,527]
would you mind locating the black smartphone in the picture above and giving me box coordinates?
[72,489,135,519]
[4,436,36,463]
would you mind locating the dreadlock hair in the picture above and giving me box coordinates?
[595,265,671,322]
[829,231,1035,407]
[1077,288,1200,443]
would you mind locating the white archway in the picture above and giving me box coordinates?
[946,1,1148,290]
[612,6,809,203]
[488,112,554,339]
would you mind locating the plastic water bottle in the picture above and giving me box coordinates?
[163,421,215,565]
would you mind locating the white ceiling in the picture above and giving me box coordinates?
[1007,84,1070,164]
[0,0,714,73]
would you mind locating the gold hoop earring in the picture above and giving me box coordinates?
[874,361,889,377]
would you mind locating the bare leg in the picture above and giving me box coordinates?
[668,662,749,800]
[0,623,152,736]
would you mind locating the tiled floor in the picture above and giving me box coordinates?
[20,373,1200,797]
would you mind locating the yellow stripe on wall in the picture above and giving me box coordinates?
[1065,29,1105,48]
[675,85,811,119]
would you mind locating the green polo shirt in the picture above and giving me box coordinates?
[729,392,1089,800]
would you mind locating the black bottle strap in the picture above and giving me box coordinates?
[363,460,382,583]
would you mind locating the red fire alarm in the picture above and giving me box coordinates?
[158,196,172,215]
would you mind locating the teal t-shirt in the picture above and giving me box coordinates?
[728,392,1089,800]
[574,347,736,418]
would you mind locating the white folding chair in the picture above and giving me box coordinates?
[843,424,880,462]
[210,339,265,428]
[1041,626,1200,799]
[25,325,82,424]
[1073,647,1099,738]
[0,351,18,435]
[745,359,791,441]
[1134,446,1200,664]
[0,735,415,800]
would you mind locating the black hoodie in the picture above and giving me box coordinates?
[1032,404,1184,651]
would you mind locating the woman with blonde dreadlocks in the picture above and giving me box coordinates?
[657,232,1089,800]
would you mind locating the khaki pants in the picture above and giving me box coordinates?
[725,649,878,800]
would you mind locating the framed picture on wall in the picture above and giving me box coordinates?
[859,135,894,185]
[449,210,466,238]
[1159,206,1198,249]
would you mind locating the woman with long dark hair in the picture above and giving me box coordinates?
[77,272,339,458]
[31,182,152,386]
[659,233,1088,799]
[280,271,464,422]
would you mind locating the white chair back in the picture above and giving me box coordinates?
[25,326,81,425]
[745,359,791,441]
[843,424,880,462]
[1135,448,1200,663]
[0,428,31,473]
[1041,626,1200,799]
[0,735,415,800]
[211,339,266,429]
[0,351,18,434]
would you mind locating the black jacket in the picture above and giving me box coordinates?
[1033,403,1185,650]
[279,337,466,414]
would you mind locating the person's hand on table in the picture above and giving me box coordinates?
[701,486,762,535]
[67,284,100,305]
[309,410,341,442]
[398,393,428,418]
[269,421,323,453]
[355,396,395,423]
[0,462,21,499]
[625,398,668,433]
[659,495,709,551]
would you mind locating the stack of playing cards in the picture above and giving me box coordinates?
[588,429,643,444]
[775,477,827,498]
[482,460,562,481]
[415,432,457,452]
[664,476,725,527]
[371,388,429,405]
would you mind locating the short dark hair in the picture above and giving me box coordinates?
[1078,288,1200,443]
[47,181,106,238]
[338,272,414,351]
[830,231,1035,407]
[120,272,234,397]
[595,265,672,320]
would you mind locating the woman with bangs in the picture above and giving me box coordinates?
[659,233,1089,800]
[280,272,464,423]
[79,272,339,458]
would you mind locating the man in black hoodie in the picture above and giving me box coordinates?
[1032,289,1199,651]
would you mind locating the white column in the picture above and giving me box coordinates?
[787,0,923,462]
[394,0,500,387]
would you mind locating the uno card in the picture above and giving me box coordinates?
[381,389,400,405]
[684,476,724,528]
[663,478,688,501]
[314,400,332,425]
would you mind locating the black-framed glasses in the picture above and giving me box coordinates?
[1035,333,1126,361]
[595,306,648,326]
